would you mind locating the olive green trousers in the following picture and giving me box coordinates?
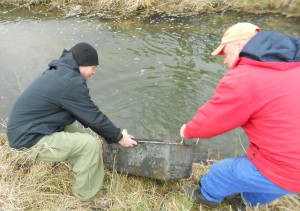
[26,125,104,201]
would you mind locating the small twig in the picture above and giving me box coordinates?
[238,132,247,154]
[11,65,23,93]
[110,153,117,192]
[0,118,8,131]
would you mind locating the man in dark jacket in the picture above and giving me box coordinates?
[7,42,137,202]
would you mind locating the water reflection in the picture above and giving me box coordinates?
[1,7,299,161]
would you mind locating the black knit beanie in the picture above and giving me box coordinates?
[70,42,99,66]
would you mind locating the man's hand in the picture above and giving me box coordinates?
[180,124,186,139]
[118,129,138,147]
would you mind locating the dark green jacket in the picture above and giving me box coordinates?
[7,50,122,149]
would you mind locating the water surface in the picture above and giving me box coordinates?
[1,6,299,161]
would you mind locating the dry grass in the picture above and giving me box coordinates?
[0,0,299,209]
[0,132,300,210]
[0,0,299,17]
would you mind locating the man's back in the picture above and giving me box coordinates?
[7,51,81,149]
[236,57,300,192]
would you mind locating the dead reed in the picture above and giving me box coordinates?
[0,132,299,210]
[0,0,299,17]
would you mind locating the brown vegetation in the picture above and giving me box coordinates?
[0,133,299,210]
[0,0,299,17]
[0,0,299,209]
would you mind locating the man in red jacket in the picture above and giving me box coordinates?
[181,22,300,209]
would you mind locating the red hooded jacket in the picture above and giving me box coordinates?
[184,31,300,192]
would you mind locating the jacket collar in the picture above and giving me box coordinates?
[239,31,300,62]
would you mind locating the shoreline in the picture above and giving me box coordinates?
[0,0,299,18]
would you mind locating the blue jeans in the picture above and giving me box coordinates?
[200,156,295,206]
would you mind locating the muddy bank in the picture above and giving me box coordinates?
[0,0,299,18]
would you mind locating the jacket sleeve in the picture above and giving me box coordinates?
[60,79,123,143]
[184,71,252,139]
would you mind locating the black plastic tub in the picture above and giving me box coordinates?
[103,139,197,180]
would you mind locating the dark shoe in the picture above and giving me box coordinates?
[182,186,219,208]
[225,194,247,211]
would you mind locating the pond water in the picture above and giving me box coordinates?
[1,5,299,162]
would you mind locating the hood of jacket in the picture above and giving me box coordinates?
[232,31,300,70]
[48,50,79,72]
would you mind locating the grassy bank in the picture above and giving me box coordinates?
[0,133,299,210]
[0,0,299,17]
